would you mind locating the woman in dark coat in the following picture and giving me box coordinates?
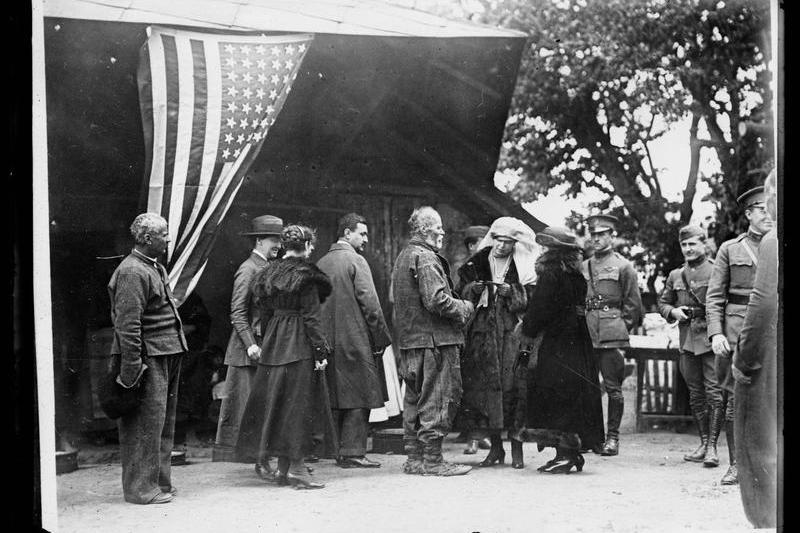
[514,226,604,474]
[456,217,538,469]
[236,225,334,489]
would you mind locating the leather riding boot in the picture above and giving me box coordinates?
[703,407,724,467]
[403,439,424,475]
[684,407,710,463]
[600,399,623,456]
[720,420,738,485]
[423,438,471,476]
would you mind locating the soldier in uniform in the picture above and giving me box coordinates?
[658,225,723,467]
[706,185,774,485]
[582,214,643,457]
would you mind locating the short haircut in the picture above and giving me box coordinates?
[130,213,168,245]
[337,213,367,238]
[408,206,440,239]
[464,236,481,249]
[281,224,317,252]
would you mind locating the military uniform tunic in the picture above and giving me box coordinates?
[706,229,764,393]
[658,259,714,355]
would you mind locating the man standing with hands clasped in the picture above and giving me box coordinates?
[317,213,392,469]
[706,184,773,486]
[108,213,188,504]
[213,215,283,467]
[582,214,643,457]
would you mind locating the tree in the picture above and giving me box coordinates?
[438,0,772,286]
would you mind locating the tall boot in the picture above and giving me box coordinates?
[478,433,505,467]
[402,438,424,475]
[684,407,709,463]
[703,406,724,467]
[720,420,738,485]
[422,438,471,476]
[600,399,623,456]
[510,438,524,469]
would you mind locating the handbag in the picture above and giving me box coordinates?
[98,354,147,420]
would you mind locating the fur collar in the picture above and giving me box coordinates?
[254,257,332,303]
[535,249,583,277]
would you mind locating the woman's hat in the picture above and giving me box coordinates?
[240,215,284,236]
[535,226,582,250]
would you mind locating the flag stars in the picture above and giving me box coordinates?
[226,117,236,128]
[241,58,252,69]
[240,118,249,128]
[225,57,236,67]
[271,46,281,56]
[227,71,238,82]
[255,45,265,55]
[223,148,231,158]
[227,102,237,113]
[271,74,280,84]
[299,44,306,53]
[266,104,275,114]
[224,44,235,53]
[257,59,266,70]
[242,87,253,98]
[234,148,241,158]
[227,86,239,97]
[240,45,251,55]
[251,118,259,128]
[256,88,265,99]
[285,45,295,55]
[242,72,252,83]
[284,59,294,70]
[253,131,262,142]
[272,60,281,69]
[224,133,234,144]
[237,134,245,144]
[255,103,263,114]
[257,73,267,84]
[242,102,251,114]
[269,89,278,100]
[283,74,290,84]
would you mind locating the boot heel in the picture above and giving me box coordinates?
[576,454,585,472]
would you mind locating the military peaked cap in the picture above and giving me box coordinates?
[678,225,706,242]
[586,214,619,233]
[736,186,766,209]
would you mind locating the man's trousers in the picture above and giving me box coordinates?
[213,365,257,462]
[118,352,183,504]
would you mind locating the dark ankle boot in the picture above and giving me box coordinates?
[720,420,738,485]
[478,434,505,467]
[684,407,710,463]
[600,399,623,456]
[703,407,724,467]
[511,439,524,469]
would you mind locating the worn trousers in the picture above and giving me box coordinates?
[679,351,723,413]
[118,352,183,504]
[334,408,369,457]
[213,364,257,462]
[398,345,462,445]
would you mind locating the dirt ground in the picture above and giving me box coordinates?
[55,429,760,533]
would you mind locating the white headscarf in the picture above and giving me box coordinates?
[476,217,540,285]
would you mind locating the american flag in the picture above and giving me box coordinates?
[138,26,313,305]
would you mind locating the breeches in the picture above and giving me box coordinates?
[679,351,723,412]
[595,348,624,402]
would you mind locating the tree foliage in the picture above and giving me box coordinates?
[441,0,772,283]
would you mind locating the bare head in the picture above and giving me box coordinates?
[282,224,317,258]
[408,206,444,251]
[338,212,369,253]
[130,213,170,257]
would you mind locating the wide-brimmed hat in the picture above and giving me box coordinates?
[463,225,490,244]
[240,215,283,236]
[535,226,582,250]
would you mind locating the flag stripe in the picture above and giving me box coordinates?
[178,39,221,248]
[161,35,179,226]
[146,34,167,214]
[166,34,195,261]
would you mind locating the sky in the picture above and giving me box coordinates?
[495,116,721,228]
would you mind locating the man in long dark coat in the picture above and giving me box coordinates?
[213,215,283,463]
[317,213,392,468]
[732,170,779,528]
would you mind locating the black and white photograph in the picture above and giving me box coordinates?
[24,0,782,531]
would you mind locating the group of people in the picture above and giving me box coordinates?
[106,174,777,528]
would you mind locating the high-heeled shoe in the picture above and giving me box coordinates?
[463,439,479,455]
[286,472,325,489]
[536,454,563,472]
[511,440,524,469]
[478,448,505,467]
[543,454,582,474]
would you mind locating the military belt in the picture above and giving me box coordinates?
[727,293,750,306]
[585,302,620,312]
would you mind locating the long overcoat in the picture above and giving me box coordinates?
[733,229,778,528]
[456,247,529,430]
[317,242,392,409]
[521,255,604,450]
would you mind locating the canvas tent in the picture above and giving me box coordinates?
[40,0,542,435]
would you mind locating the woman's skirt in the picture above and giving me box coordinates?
[236,359,316,461]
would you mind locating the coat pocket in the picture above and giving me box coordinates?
[597,308,629,343]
